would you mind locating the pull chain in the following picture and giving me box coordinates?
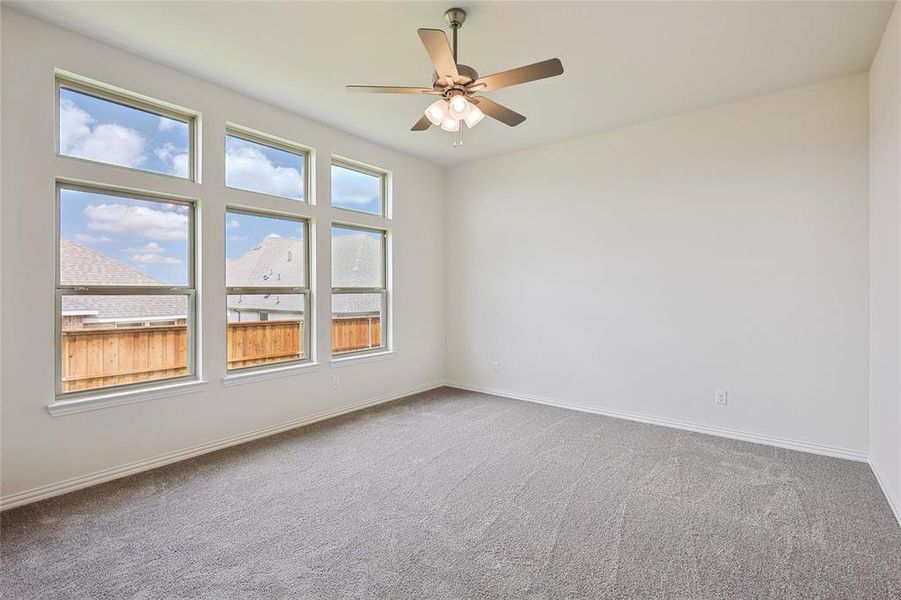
[453,125,464,148]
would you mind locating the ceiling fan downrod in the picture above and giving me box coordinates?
[444,7,466,63]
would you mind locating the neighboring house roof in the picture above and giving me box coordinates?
[60,239,186,321]
[227,235,381,316]
[227,236,304,288]
[331,232,383,315]
[60,239,163,287]
[62,294,187,322]
[61,234,383,322]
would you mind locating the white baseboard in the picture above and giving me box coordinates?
[0,380,445,511]
[6,379,892,527]
[870,460,901,528]
[444,380,869,462]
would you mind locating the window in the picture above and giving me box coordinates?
[331,224,387,356]
[226,210,310,370]
[57,184,195,396]
[331,160,386,216]
[57,79,194,179]
[225,128,307,201]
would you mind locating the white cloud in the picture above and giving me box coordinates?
[332,167,380,207]
[125,241,180,264]
[130,253,181,265]
[171,154,189,178]
[155,143,189,178]
[73,233,112,244]
[59,99,146,168]
[59,99,92,150]
[226,219,240,229]
[266,233,282,238]
[84,203,188,241]
[125,242,164,254]
[158,117,177,131]
[225,146,302,200]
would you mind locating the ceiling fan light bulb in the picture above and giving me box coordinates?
[464,105,485,128]
[448,95,471,120]
[425,99,448,126]
[440,116,460,132]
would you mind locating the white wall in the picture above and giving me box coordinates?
[0,6,889,511]
[0,8,445,505]
[446,75,870,456]
[869,4,901,518]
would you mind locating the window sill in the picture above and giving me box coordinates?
[47,379,208,417]
[330,350,396,368]
[222,362,320,387]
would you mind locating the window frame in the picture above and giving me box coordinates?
[55,73,198,182]
[330,157,390,218]
[225,124,311,203]
[330,222,390,358]
[225,207,313,372]
[54,180,198,400]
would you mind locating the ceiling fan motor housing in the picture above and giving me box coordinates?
[432,64,479,90]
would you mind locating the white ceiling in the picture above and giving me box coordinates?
[11,1,896,166]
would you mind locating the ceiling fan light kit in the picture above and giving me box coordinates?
[346,7,564,147]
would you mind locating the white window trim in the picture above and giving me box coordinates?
[331,222,391,359]
[53,180,200,403]
[222,361,321,387]
[55,71,200,182]
[225,123,312,203]
[330,350,396,368]
[225,207,314,374]
[330,156,391,219]
[47,380,209,417]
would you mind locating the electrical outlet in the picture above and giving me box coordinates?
[714,389,728,405]
[492,361,500,374]
[332,376,340,390]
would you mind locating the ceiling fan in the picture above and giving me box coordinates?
[346,7,564,141]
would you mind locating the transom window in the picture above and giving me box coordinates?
[225,128,307,201]
[57,78,194,180]
[331,159,387,216]
[331,224,388,356]
[226,210,310,370]
[56,184,196,396]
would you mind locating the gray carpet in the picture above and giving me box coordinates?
[2,387,900,599]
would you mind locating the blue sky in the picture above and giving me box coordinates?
[331,165,382,215]
[60,189,190,285]
[59,86,382,213]
[59,87,189,177]
[226,212,304,260]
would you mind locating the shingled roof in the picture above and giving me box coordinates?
[227,235,381,316]
[60,239,164,287]
[61,234,382,322]
[60,239,186,322]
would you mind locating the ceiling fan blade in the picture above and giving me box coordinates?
[472,58,564,92]
[417,28,459,81]
[471,96,526,127]
[411,115,432,131]
[346,85,432,94]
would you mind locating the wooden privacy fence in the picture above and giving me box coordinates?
[331,316,381,355]
[62,317,382,392]
[227,320,302,370]
[61,324,188,393]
